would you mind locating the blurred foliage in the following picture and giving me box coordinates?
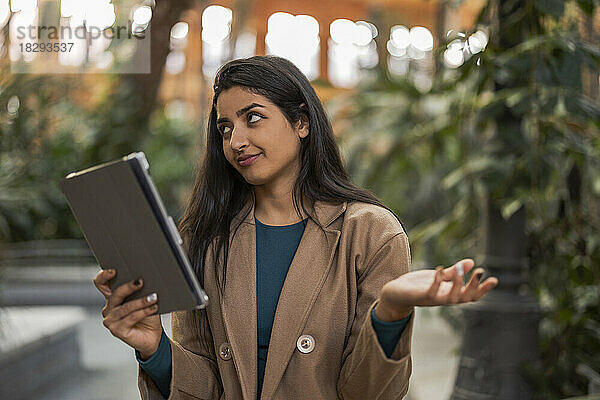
[0,0,198,244]
[336,0,600,398]
[0,63,200,242]
[0,0,598,396]
[142,112,201,221]
[0,71,84,240]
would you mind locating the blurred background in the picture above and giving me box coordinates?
[0,0,599,399]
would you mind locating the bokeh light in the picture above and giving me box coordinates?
[170,21,189,50]
[86,0,115,30]
[388,25,434,57]
[10,0,36,13]
[7,95,20,116]
[131,3,153,35]
[357,21,378,40]
[202,5,233,77]
[388,24,434,83]
[166,50,186,74]
[410,26,434,52]
[60,0,76,17]
[202,5,232,43]
[443,29,488,68]
[233,31,256,59]
[266,12,320,80]
[95,51,114,69]
[467,30,488,54]
[132,5,152,25]
[0,0,10,28]
[171,21,189,40]
[390,25,410,49]
[330,19,355,45]
[443,39,465,68]
[65,0,115,31]
[328,18,377,87]
[9,7,39,63]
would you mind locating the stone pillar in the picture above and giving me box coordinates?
[450,200,541,399]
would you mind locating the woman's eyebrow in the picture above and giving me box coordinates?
[216,103,265,124]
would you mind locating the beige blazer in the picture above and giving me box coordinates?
[138,198,414,400]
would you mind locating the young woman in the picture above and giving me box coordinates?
[93,55,498,400]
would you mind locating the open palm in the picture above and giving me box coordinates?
[380,259,499,317]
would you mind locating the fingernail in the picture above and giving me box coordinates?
[146,293,157,302]
[456,262,464,277]
[134,278,142,286]
[435,266,443,273]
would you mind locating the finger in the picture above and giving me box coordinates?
[114,293,158,321]
[107,295,154,321]
[472,277,499,301]
[461,268,484,302]
[439,265,455,282]
[118,303,160,332]
[452,259,474,279]
[93,268,116,299]
[439,259,469,282]
[107,278,143,309]
[426,266,444,301]
[446,264,465,303]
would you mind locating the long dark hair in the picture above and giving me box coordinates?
[179,55,394,337]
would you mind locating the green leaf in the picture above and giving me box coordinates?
[502,198,523,219]
[575,94,600,121]
[410,215,453,244]
[442,157,495,189]
[554,96,567,117]
[578,39,600,60]
[534,0,565,19]
[593,177,600,195]
[506,91,526,107]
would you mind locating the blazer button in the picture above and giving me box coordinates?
[219,343,232,361]
[296,334,315,354]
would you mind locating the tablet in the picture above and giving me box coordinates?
[59,152,208,314]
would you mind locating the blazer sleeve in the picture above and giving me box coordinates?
[137,310,223,400]
[337,230,414,400]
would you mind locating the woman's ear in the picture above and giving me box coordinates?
[295,110,309,139]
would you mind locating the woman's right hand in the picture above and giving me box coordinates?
[93,268,163,360]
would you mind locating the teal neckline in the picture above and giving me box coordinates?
[255,216,308,229]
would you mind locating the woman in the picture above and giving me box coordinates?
[93,55,498,400]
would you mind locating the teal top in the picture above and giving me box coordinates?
[255,217,308,397]
[138,217,412,399]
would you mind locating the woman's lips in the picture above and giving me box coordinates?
[238,153,261,166]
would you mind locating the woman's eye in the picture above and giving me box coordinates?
[248,113,262,124]
[220,126,231,136]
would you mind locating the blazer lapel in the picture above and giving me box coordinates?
[219,197,347,400]
[220,196,258,400]
[259,200,346,400]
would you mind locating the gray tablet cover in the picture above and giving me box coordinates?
[59,152,208,314]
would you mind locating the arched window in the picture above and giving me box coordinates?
[328,19,378,88]
[265,12,319,80]
[387,25,434,92]
[58,0,115,68]
[9,0,39,63]
[202,5,232,78]
[166,21,189,75]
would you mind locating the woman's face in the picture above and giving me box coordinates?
[216,86,308,186]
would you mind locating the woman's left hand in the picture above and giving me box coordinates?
[375,259,499,322]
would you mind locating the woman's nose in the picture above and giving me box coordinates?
[228,127,249,151]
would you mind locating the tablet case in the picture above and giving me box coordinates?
[59,152,208,314]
